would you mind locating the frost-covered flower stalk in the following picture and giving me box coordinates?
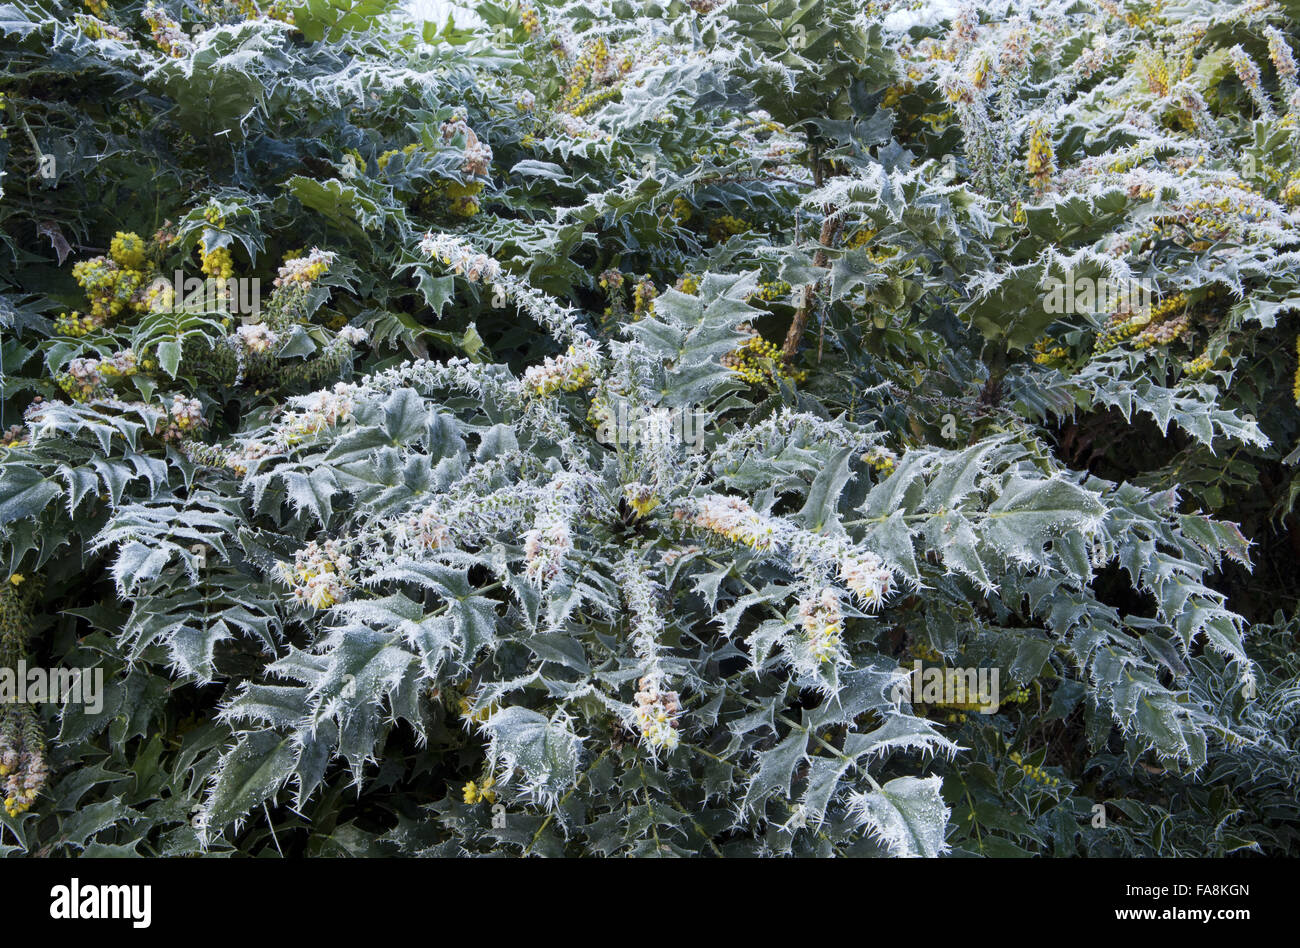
[0,706,47,818]
[410,507,451,551]
[618,552,682,751]
[142,3,191,57]
[282,539,352,610]
[419,233,502,284]
[276,382,358,444]
[632,676,681,753]
[1229,45,1274,120]
[1265,27,1300,110]
[619,550,664,668]
[521,340,600,397]
[420,233,598,348]
[687,494,898,614]
[839,551,894,610]
[523,510,573,586]
[162,394,204,442]
[440,117,493,176]
[557,112,610,141]
[1026,120,1054,188]
[274,248,336,290]
[234,323,280,354]
[938,73,1003,193]
[797,586,845,666]
[689,493,780,551]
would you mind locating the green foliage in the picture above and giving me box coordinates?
[0,0,1298,857]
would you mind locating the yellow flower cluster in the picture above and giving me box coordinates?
[281,539,351,610]
[520,4,539,35]
[1002,685,1032,706]
[624,482,659,519]
[708,214,750,243]
[522,344,599,398]
[746,280,791,303]
[0,708,46,818]
[274,248,334,289]
[56,229,170,334]
[926,688,998,714]
[845,228,875,249]
[199,244,234,280]
[220,0,293,23]
[444,179,485,217]
[109,230,147,269]
[843,228,898,262]
[77,15,128,41]
[563,37,617,111]
[1137,48,1172,97]
[377,141,420,171]
[632,275,657,318]
[798,588,844,664]
[587,395,619,438]
[1032,337,1069,366]
[861,446,897,476]
[69,255,145,326]
[457,689,498,724]
[462,776,496,805]
[722,329,807,386]
[632,676,681,752]
[1133,311,1189,349]
[1095,292,1187,354]
[1025,122,1053,186]
[881,85,909,108]
[1008,750,1060,788]
[162,393,204,442]
[278,383,357,445]
[1282,177,1300,207]
[569,84,621,117]
[144,2,188,57]
[1134,195,1267,251]
[54,310,100,336]
[56,350,141,401]
[674,272,699,295]
[1095,314,1145,353]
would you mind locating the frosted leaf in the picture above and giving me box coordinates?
[481,706,582,809]
[848,775,950,857]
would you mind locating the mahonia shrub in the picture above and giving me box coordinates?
[0,0,1296,856]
